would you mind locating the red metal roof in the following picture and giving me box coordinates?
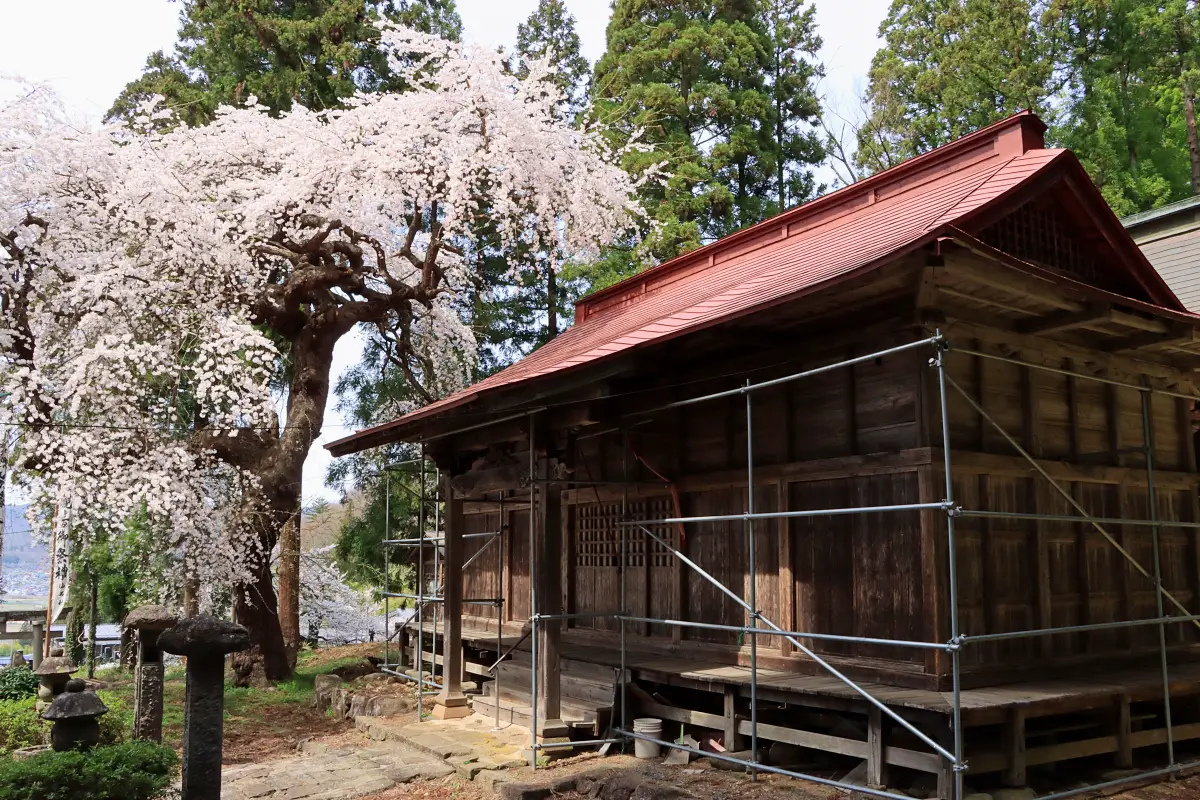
[326,112,1183,455]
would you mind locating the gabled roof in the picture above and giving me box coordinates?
[327,112,1184,456]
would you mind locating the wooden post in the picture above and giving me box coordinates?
[777,481,793,657]
[1003,708,1027,787]
[867,706,887,787]
[1115,695,1133,769]
[723,685,744,751]
[432,480,471,719]
[537,464,568,739]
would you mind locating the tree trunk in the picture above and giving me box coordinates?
[182,577,200,617]
[86,576,97,679]
[1186,77,1200,195]
[277,509,302,670]
[546,265,558,340]
[232,529,291,686]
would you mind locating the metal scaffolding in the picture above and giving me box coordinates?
[394,332,1200,800]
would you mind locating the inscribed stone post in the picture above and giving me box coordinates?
[159,616,251,800]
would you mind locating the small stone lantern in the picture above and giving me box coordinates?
[33,647,77,712]
[41,679,108,751]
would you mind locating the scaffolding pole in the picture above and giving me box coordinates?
[529,412,539,768]
[745,379,758,777]
[1142,383,1175,766]
[934,336,966,800]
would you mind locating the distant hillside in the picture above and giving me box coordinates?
[300,494,362,551]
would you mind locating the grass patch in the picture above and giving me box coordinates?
[95,643,385,762]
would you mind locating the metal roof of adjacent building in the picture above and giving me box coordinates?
[327,112,1182,456]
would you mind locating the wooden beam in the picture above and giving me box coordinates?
[1018,305,1113,335]
[1105,325,1196,353]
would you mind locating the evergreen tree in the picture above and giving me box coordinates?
[857,0,1058,172]
[514,0,591,121]
[1140,0,1200,196]
[107,0,463,123]
[593,0,779,262]
[1054,0,1189,214]
[763,0,825,209]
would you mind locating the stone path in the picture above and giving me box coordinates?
[355,714,530,790]
[220,740,455,800]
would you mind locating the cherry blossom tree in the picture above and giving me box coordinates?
[0,26,642,682]
[298,545,383,646]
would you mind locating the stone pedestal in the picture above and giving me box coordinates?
[159,616,250,800]
[430,691,472,719]
[125,605,177,742]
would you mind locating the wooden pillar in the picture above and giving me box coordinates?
[432,480,471,719]
[723,685,744,751]
[1115,695,1133,769]
[1003,708,1027,787]
[867,706,887,788]
[536,463,569,739]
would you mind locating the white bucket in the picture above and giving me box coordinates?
[632,717,663,759]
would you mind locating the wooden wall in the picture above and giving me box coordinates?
[454,315,1200,689]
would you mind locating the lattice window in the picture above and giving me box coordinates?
[978,201,1144,299]
[576,498,674,569]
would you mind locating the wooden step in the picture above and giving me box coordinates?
[492,661,615,707]
[471,691,599,729]
[508,650,626,684]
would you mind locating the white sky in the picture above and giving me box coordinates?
[0,0,889,503]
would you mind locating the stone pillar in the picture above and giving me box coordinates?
[432,480,471,720]
[31,624,44,669]
[159,616,250,800]
[124,605,177,742]
[535,464,568,741]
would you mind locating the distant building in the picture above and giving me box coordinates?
[1124,196,1200,313]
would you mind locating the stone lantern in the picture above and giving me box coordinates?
[41,679,108,752]
[124,604,177,742]
[33,647,77,712]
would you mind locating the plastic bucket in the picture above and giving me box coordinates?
[632,718,662,759]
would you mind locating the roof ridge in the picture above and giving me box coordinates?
[575,112,1047,320]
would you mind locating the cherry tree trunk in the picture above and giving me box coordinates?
[232,546,291,686]
[278,510,302,670]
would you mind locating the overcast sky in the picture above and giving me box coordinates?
[0,0,890,503]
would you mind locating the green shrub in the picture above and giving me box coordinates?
[0,697,45,752]
[0,668,37,701]
[96,690,131,745]
[0,741,178,800]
